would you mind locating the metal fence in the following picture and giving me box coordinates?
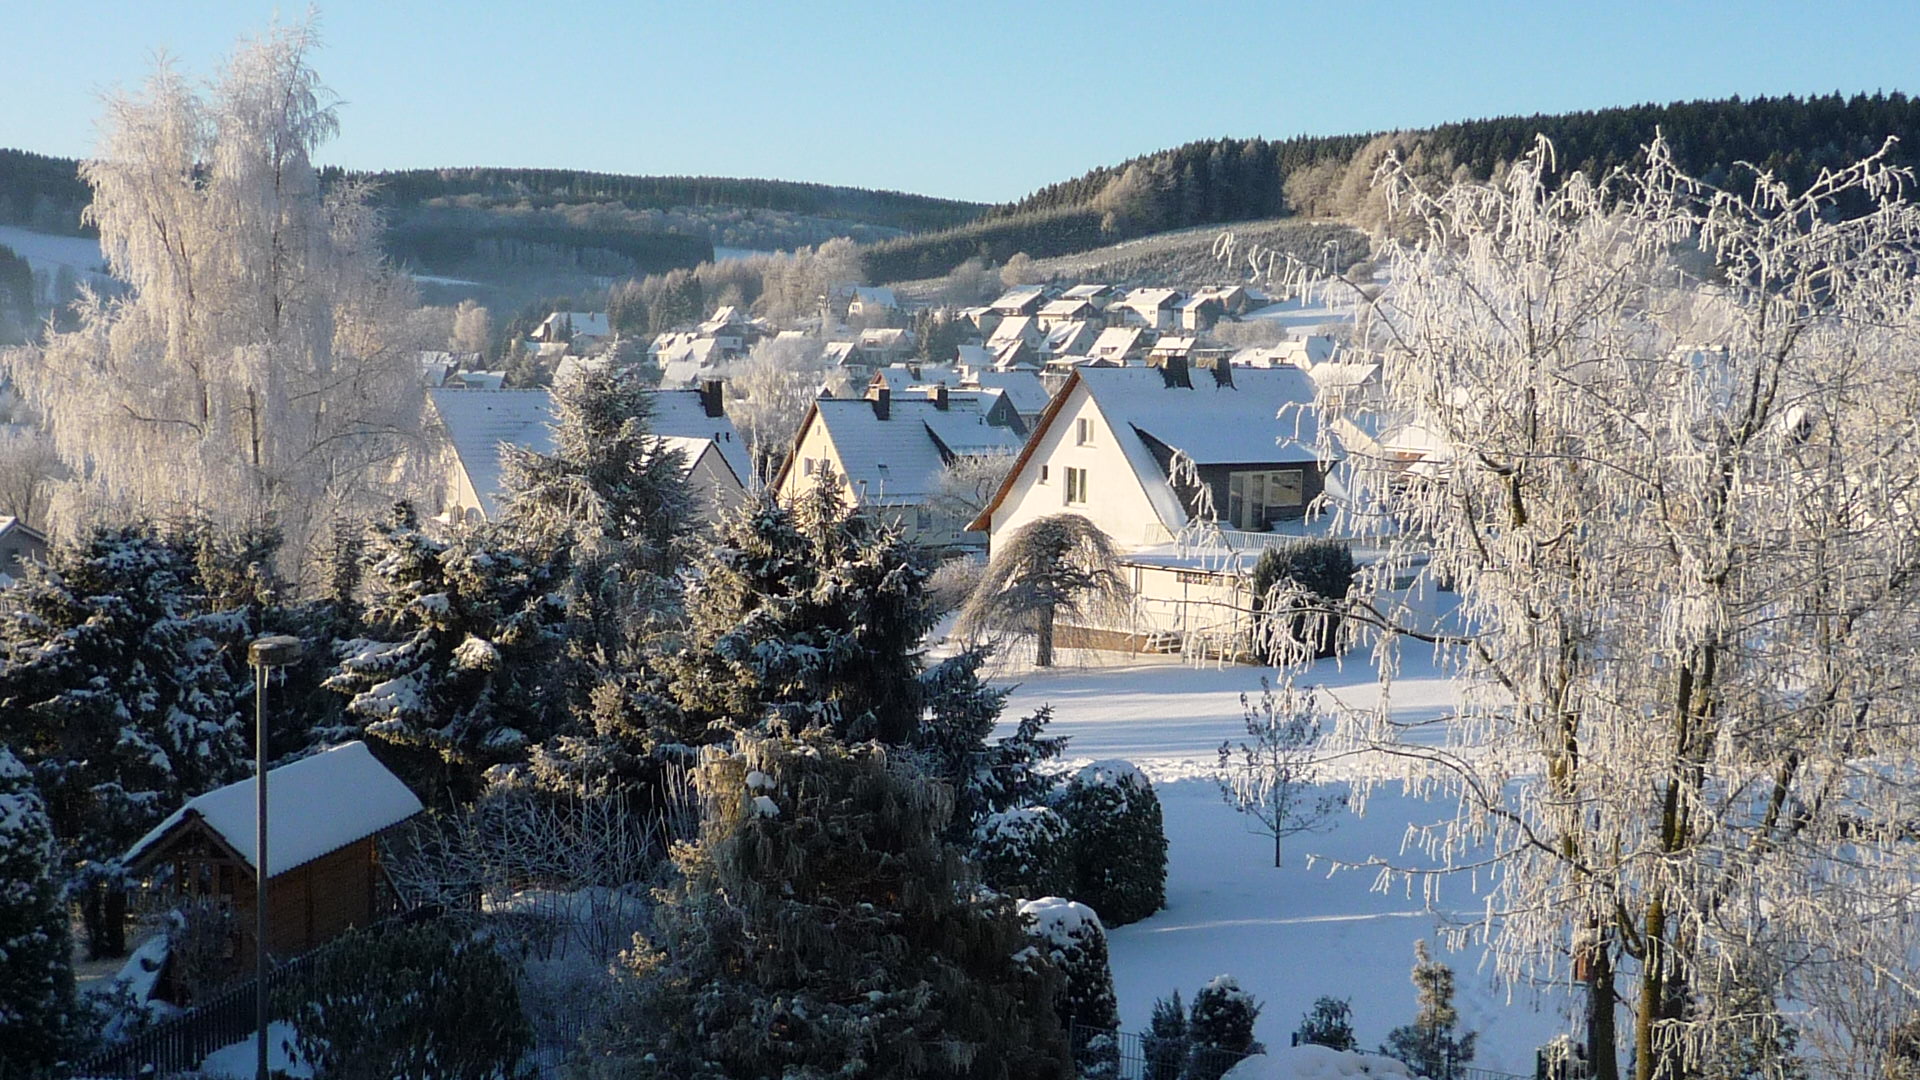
[74,908,440,1080]
[1074,1025,1538,1080]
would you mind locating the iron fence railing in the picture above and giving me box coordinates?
[73,907,439,1080]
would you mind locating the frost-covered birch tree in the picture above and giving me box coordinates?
[1255,137,1920,1079]
[4,23,423,572]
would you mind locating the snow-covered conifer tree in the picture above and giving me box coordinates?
[5,22,424,571]
[1379,941,1477,1080]
[1020,896,1120,1079]
[1185,976,1264,1080]
[0,526,244,956]
[324,503,566,799]
[498,367,694,668]
[0,748,76,1076]
[593,733,1069,1079]
[1252,136,1920,1077]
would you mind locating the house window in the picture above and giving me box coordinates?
[1040,465,1050,483]
[802,457,816,476]
[1227,469,1306,530]
[916,508,933,531]
[1075,418,1093,446]
[1065,467,1089,505]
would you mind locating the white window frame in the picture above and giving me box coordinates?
[1065,466,1089,505]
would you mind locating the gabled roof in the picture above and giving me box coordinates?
[1088,326,1144,360]
[428,388,556,518]
[824,341,861,366]
[859,327,912,349]
[967,370,1051,416]
[779,397,1021,507]
[986,315,1036,350]
[1043,320,1101,357]
[124,742,422,878]
[430,387,749,516]
[1121,287,1180,311]
[967,366,1329,533]
[847,286,899,308]
[538,311,610,340]
[1061,283,1113,300]
[990,284,1048,311]
[0,515,47,545]
[1039,298,1096,318]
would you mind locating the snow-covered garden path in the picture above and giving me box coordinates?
[993,649,1573,1074]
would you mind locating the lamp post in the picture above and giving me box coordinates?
[248,634,304,1080]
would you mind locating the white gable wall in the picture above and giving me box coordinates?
[986,380,1173,554]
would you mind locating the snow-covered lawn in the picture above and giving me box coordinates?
[0,224,110,281]
[994,649,1573,1075]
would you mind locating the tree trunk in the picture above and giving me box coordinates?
[1037,604,1055,668]
[105,885,128,957]
[1588,941,1619,1080]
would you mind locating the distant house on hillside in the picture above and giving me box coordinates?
[776,386,1024,551]
[989,285,1049,318]
[1114,288,1181,331]
[846,286,900,321]
[123,742,422,1001]
[1037,297,1100,330]
[424,383,749,526]
[531,311,611,348]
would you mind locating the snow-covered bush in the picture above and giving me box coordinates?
[276,920,529,1080]
[976,807,1073,899]
[1220,1045,1416,1080]
[1055,759,1167,927]
[1187,975,1265,1080]
[1020,896,1119,1079]
[0,747,75,1074]
[924,552,985,618]
[1295,996,1357,1052]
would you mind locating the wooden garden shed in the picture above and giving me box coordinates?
[123,741,424,998]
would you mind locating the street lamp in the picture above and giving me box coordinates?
[247,634,304,1080]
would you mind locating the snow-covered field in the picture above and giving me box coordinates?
[994,649,1573,1074]
[0,223,111,283]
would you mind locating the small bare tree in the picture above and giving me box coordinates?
[928,453,1014,531]
[956,513,1132,667]
[1217,677,1345,867]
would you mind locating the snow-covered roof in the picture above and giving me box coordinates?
[1306,362,1381,390]
[847,286,898,309]
[430,387,748,516]
[1088,326,1144,360]
[1061,283,1113,300]
[428,388,555,518]
[124,742,422,878]
[1043,320,1100,356]
[647,388,752,484]
[987,315,1036,349]
[967,370,1051,416]
[870,365,961,397]
[1122,287,1180,311]
[970,366,1328,534]
[0,515,45,544]
[1039,298,1095,318]
[990,284,1048,311]
[793,397,1021,507]
[538,311,611,340]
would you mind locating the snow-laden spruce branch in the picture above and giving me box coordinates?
[1224,134,1920,1079]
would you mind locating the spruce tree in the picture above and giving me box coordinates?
[0,525,245,957]
[915,650,1067,841]
[0,748,75,1078]
[1295,996,1357,1052]
[497,367,695,670]
[1380,941,1477,1080]
[593,732,1070,1079]
[1143,992,1189,1080]
[324,503,566,801]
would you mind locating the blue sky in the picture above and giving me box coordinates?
[4,2,1919,204]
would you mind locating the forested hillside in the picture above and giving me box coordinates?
[863,92,1920,282]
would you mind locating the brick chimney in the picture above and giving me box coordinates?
[698,379,725,418]
[872,385,891,421]
[932,383,950,410]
